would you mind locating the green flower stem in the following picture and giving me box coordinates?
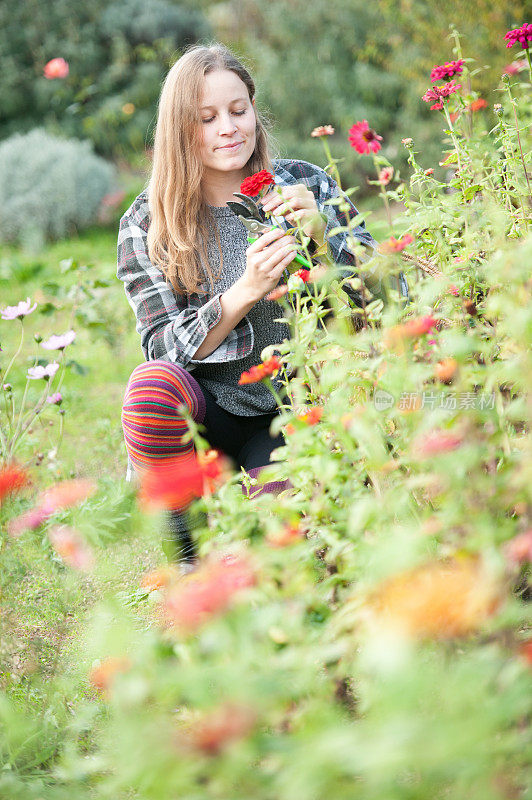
[525,48,532,85]
[2,320,25,387]
[263,376,286,411]
[8,379,52,461]
[372,155,393,234]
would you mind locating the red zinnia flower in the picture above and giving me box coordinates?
[504,23,532,50]
[348,120,383,154]
[43,57,69,79]
[430,59,465,82]
[266,524,304,548]
[0,464,30,505]
[379,233,414,254]
[385,314,437,347]
[238,356,282,385]
[240,170,275,196]
[139,451,228,511]
[184,702,257,755]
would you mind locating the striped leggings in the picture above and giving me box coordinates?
[121,360,290,513]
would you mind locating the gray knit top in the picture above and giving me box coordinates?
[191,204,290,416]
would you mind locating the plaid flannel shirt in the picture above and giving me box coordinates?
[117,158,406,372]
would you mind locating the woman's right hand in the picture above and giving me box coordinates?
[241,227,298,300]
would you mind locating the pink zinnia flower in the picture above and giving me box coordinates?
[422,81,461,110]
[49,525,94,570]
[378,167,394,185]
[1,297,37,320]
[27,362,60,381]
[348,120,383,154]
[311,125,335,137]
[504,23,532,50]
[46,392,63,405]
[430,59,465,82]
[41,330,76,351]
[43,57,69,79]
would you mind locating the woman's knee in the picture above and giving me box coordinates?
[123,359,205,422]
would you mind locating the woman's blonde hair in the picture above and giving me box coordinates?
[146,43,275,296]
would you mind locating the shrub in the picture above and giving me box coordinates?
[0,129,114,248]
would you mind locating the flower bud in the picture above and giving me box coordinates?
[34,334,43,343]
[2,383,12,391]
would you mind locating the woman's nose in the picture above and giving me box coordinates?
[218,113,237,135]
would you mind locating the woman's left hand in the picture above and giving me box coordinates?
[259,184,327,245]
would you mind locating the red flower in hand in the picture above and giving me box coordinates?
[348,120,383,154]
[240,170,275,196]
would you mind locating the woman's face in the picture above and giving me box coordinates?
[197,69,257,176]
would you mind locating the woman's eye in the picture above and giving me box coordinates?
[201,109,247,124]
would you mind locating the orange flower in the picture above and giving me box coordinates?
[379,233,414,254]
[469,98,487,112]
[435,357,458,383]
[89,656,131,694]
[366,558,501,639]
[266,524,304,548]
[48,525,94,571]
[161,552,255,633]
[299,406,323,425]
[311,125,335,137]
[141,566,181,592]
[39,479,96,514]
[0,464,30,504]
[184,702,257,755]
[239,356,282,385]
[138,451,228,511]
[385,314,437,347]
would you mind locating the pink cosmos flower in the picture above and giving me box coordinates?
[504,23,532,49]
[46,392,63,405]
[378,167,394,185]
[1,298,37,320]
[348,120,383,154]
[430,59,465,82]
[8,506,49,537]
[27,362,60,381]
[43,57,69,79]
[7,478,97,537]
[49,525,94,571]
[41,330,76,351]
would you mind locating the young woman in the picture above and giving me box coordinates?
[117,43,405,560]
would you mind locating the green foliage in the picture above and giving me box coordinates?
[0,0,210,159]
[0,129,114,249]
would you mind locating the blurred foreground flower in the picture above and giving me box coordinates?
[43,57,69,79]
[365,558,501,639]
[7,479,96,536]
[239,356,282,385]
[348,120,383,154]
[160,552,255,633]
[435,357,458,383]
[0,464,30,504]
[311,125,335,137]
[1,297,37,320]
[503,529,532,565]
[503,59,527,75]
[41,330,76,351]
[414,429,463,457]
[89,656,131,694]
[384,314,437,347]
[49,525,94,571]
[266,524,304,548]
[378,233,413,254]
[141,566,181,592]
[181,702,257,755]
[138,451,228,511]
